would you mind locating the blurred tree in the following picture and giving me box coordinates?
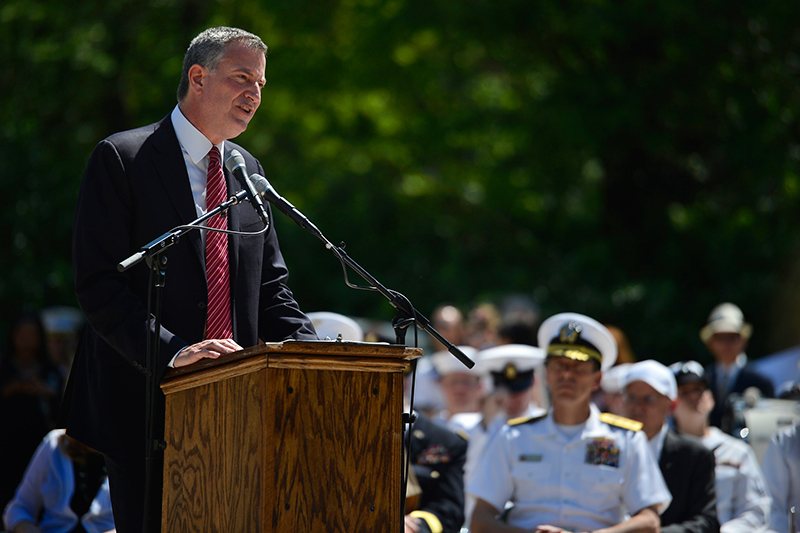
[0,0,798,364]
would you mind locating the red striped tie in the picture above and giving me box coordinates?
[204,146,233,340]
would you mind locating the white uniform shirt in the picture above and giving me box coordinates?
[761,421,800,533]
[467,404,671,532]
[701,426,771,533]
[3,429,115,533]
[452,404,547,528]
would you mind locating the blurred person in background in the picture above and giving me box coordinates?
[496,294,541,346]
[0,310,64,510]
[598,363,632,415]
[3,429,115,533]
[40,306,85,385]
[430,346,482,427]
[669,361,771,533]
[700,303,774,430]
[454,343,545,528]
[622,359,719,533]
[402,362,467,533]
[760,419,800,533]
[430,304,465,353]
[606,325,637,365]
[463,302,500,350]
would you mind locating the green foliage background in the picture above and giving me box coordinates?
[2,0,800,364]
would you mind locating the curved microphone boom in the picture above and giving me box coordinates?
[224,149,269,227]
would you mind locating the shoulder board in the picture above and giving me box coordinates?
[456,429,470,442]
[508,413,547,427]
[599,412,643,432]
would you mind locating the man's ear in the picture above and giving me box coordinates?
[591,370,602,392]
[187,64,208,94]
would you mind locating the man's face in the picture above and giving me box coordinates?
[674,381,714,425]
[439,373,482,413]
[501,387,533,419]
[706,332,747,364]
[192,42,266,144]
[623,381,674,439]
[545,356,600,408]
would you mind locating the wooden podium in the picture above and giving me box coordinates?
[159,340,421,532]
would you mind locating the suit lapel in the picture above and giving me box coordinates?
[659,430,675,475]
[149,116,204,267]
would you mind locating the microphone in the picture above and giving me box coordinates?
[224,149,269,226]
[248,173,324,240]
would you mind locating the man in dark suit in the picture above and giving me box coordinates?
[623,360,720,533]
[405,412,467,533]
[63,27,317,532]
[700,303,774,430]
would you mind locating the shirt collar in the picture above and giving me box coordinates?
[171,105,225,164]
[649,423,670,461]
[541,403,600,439]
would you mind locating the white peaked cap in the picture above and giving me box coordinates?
[479,344,545,372]
[307,311,364,342]
[537,312,618,372]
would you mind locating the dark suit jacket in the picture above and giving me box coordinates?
[408,414,467,533]
[706,362,775,429]
[659,430,720,533]
[63,114,317,457]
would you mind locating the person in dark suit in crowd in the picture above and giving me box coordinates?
[700,303,774,431]
[403,359,467,533]
[623,360,720,533]
[405,412,467,533]
[62,26,317,533]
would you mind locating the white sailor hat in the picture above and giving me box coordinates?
[537,312,617,372]
[700,302,752,343]
[600,363,632,394]
[307,311,364,342]
[430,346,481,377]
[622,359,678,401]
[479,344,545,392]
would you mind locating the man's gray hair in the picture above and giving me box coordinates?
[176,27,267,103]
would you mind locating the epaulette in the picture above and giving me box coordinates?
[599,412,643,432]
[508,413,547,427]
[455,429,470,442]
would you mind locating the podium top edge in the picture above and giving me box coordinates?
[162,339,422,381]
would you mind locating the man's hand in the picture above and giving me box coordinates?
[404,515,422,533]
[173,339,243,367]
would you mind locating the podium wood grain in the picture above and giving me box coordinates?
[161,341,420,532]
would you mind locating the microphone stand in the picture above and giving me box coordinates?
[117,188,253,533]
[297,228,474,369]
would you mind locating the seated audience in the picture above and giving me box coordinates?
[468,312,671,533]
[760,419,800,533]
[670,361,771,533]
[3,428,115,533]
[622,359,720,533]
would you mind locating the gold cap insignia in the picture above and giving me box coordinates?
[504,363,518,380]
